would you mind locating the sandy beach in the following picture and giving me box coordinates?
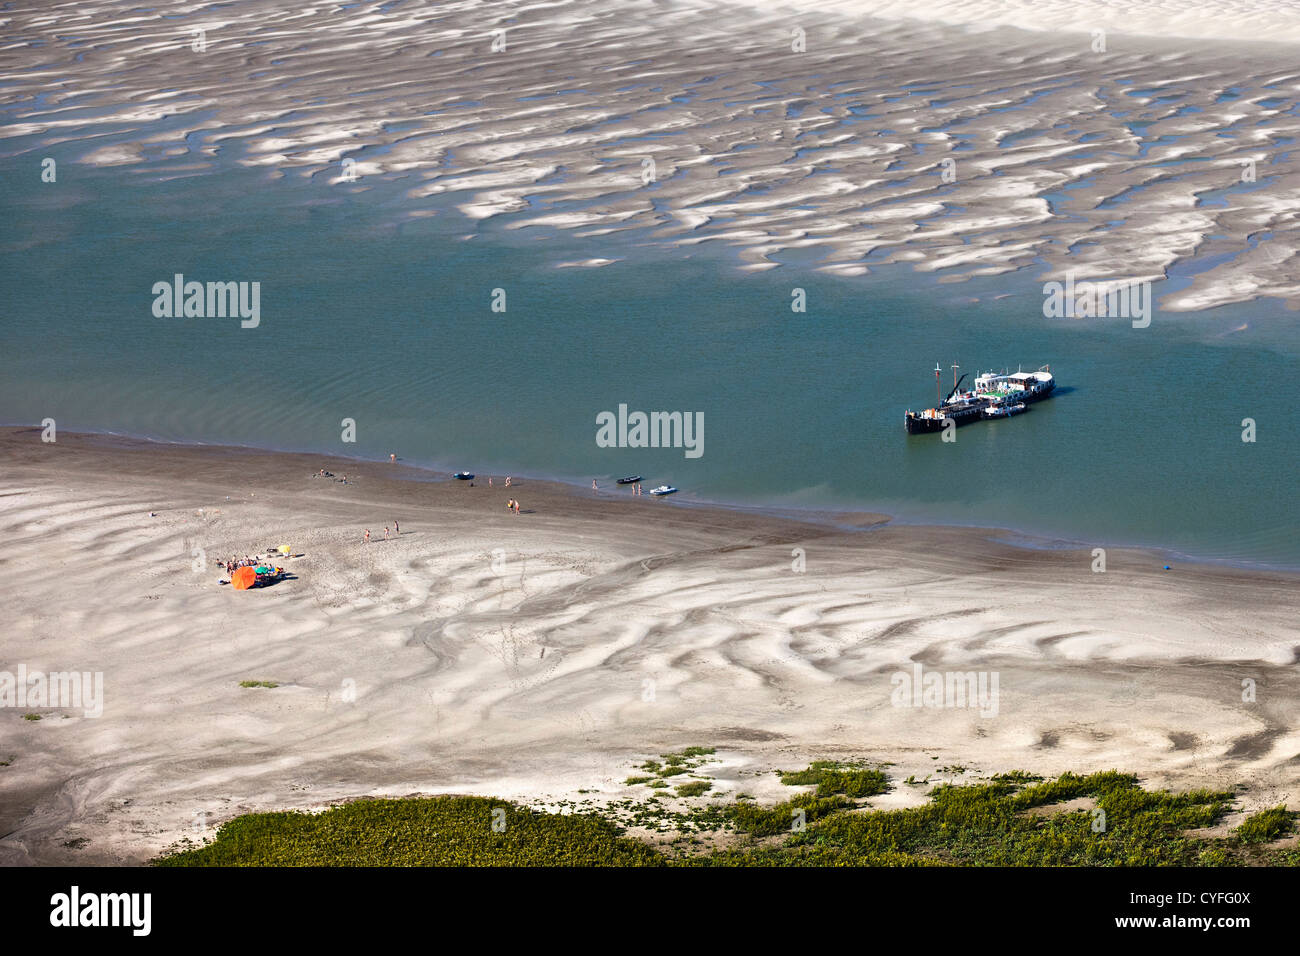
[1,426,1296,865]
[3,0,1299,875]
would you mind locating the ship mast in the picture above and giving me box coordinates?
[951,361,960,395]
[934,363,942,406]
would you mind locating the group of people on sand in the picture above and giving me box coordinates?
[362,520,400,544]
[594,479,644,495]
[218,553,286,586]
[314,469,352,484]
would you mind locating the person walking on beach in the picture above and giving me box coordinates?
[505,476,511,487]
[384,526,390,541]
[513,499,521,515]
[390,453,396,463]
[488,477,493,488]
[363,529,370,544]
[393,519,399,535]
[592,479,598,492]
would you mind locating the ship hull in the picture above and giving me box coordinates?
[1022,382,1054,404]
[904,373,1055,434]
[904,403,985,434]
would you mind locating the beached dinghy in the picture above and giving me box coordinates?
[616,475,641,484]
[648,485,677,496]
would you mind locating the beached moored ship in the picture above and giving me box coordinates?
[905,364,1055,434]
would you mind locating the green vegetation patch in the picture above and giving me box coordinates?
[239,680,279,689]
[777,771,1237,867]
[778,761,889,799]
[153,766,1293,868]
[156,796,664,867]
[675,781,713,798]
[710,770,1246,867]
[1235,806,1296,844]
[730,792,847,838]
[626,747,718,788]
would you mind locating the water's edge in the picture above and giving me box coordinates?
[11,422,1296,575]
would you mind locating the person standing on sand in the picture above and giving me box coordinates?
[505,476,511,487]
[488,477,493,487]
[364,529,370,544]
[592,479,598,492]
[393,520,399,535]
[384,526,390,541]
[514,499,521,515]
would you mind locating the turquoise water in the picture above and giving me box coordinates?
[2,151,1297,568]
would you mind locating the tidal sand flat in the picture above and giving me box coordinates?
[2,0,1299,872]
[6,0,1300,309]
[1,431,1296,864]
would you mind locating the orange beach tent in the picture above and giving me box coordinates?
[231,566,257,590]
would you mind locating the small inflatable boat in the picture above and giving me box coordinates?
[649,485,677,496]
[616,475,641,484]
[453,472,475,480]
[982,402,1027,419]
